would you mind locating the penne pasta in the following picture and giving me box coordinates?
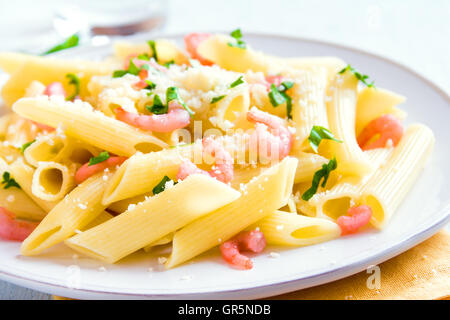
[323,71,372,176]
[65,174,241,263]
[21,172,111,256]
[360,124,435,228]
[0,31,436,271]
[31,161,76,201]
[12,96,167,156]
[0,157,46,221]
[166,157,297,268]
[356,86,406,135]
[254,210,341,246]
[1,54,115,107]
[9,158,57,212]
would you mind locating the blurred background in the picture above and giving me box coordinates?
[0,0,449,93]
[0,0,448,299]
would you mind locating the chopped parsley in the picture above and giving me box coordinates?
[65,73,80,101]
[42,34,79,55]
[308,126,342,153]
[302,157,337,201]
[146,94,167,114]
[137,53,150,61]
[152,175,177,195]
[227,28,246,49]
[112,59,143,78]
[211,95,226,104]
[144,80,156,90]
[268,81,295,119]
[163,60,175,68]
[146,87,195,116]
[338,64,375,88]
[166,86,195,116]
[88,151,110,166]
[20,140,36,153]
[147,40,158,62]
[1,172,21,189]
[229,76,244,88]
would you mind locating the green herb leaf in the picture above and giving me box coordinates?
[112,58,146,78]
[20,140,36,153]
[144,80,156,90]
[1,171,21,189]
[127,59,140,75]
[146,95,167,114]
[211,95,226,104]
[65,73,80,101]
[42,34,79,55]
[229,76,244,88]
[137,53,150,61]
[338,64,375,88]
[152,175,177,195]
[163,60,175,68]
[268,84,287,106]
[308,126,342,153]
[267,82,295,119]
[112,70,128,78]
[302,158,338,201]
[227,28,247,49]
[88,151,110,166]
[147,40,158,62]
[166,86,195,116]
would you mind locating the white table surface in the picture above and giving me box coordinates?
[0,0,448,299]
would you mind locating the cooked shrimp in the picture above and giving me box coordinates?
[247,107,293,160]
[115,101,190,133]
[44,82,66,97]
[264,75,284,90]
[357,114,403,150]
[220,229,266,270]
[0,207,38,241]
[337,205,372,235]
[176,137,234,183]
[184,33,213,66]
[75,156,127,184]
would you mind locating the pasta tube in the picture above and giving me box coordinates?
[65,174,241,263]
[21,173,111,255]
[31,161,75,201]
[12,96,167,156]
[166,157,297,268]
[0,157,46,221]
[360,124,435,228]
[254,210,340,246]
[324,71,372,176]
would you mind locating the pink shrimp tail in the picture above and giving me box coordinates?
[184,33,213,66]
[75,156,127,184]
[357,114,403,150]
[220,230,266,270]
[203,138,234,183]
[0,207,38,241]
[44,82,66,98]
[176,138,234,183]
[115,102,190,133]
[247,108,293,160]
[264,75,284,90]
[176,160,210,181]
[337,205,373,235]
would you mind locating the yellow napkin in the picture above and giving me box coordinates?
[272,230,449,300]
[54,230,449,300]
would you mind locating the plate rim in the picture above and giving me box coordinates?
[0,32,449,299]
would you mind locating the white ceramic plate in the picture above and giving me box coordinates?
[0,33,449,300]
